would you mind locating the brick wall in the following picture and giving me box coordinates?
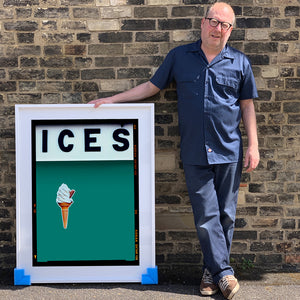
[0,0,299,283]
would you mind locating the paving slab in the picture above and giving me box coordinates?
[0,273,299,300]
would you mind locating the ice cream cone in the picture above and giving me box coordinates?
[58,202,72,229]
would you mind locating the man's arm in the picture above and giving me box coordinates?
[88,81,160,108]
[240,99,260,172]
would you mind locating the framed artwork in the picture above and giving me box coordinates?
[15,104,156,284]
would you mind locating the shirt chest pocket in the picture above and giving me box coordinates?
[215,76,240,99]
[216,76,239,90]
[177,75,202,98]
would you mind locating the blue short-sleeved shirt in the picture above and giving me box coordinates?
[150,39,258,165]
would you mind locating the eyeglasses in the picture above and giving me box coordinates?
[205,17,233,32]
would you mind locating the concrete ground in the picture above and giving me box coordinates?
[0,273,299,300]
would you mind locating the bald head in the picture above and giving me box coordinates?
[206,2,235,25]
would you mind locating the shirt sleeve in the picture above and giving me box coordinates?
[150,48,176,90]
[239,55,258,100]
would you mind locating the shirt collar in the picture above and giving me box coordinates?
[188,39,235,60]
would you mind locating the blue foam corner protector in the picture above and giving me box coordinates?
[141,266,158,284]
[14,268,31,285]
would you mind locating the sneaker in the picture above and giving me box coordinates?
[200,268,219,296]
[218,275,240,299]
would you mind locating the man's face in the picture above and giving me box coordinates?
[201,5,234,53]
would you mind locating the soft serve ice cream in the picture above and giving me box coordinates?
[56,183,75,229]
[56,183,74,204]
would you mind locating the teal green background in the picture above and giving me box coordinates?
[35,160,136,263]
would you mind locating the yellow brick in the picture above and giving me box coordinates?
[95,0,110,6]
[100,7,132,19]
[156,214,195,230]
[246,29,269,41]
[100,80,132,91]
[110,0,127,5]
[237,190,245,205]
[173,30,199,42]
[155,153,176,171]
[87,20,120,31]
[261,66,279,78]
[147,0,180,5]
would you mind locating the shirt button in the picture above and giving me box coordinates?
[208,148,213,153]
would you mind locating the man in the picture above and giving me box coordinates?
[89,2,259,299]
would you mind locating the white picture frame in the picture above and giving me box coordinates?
[14,104,156,284]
